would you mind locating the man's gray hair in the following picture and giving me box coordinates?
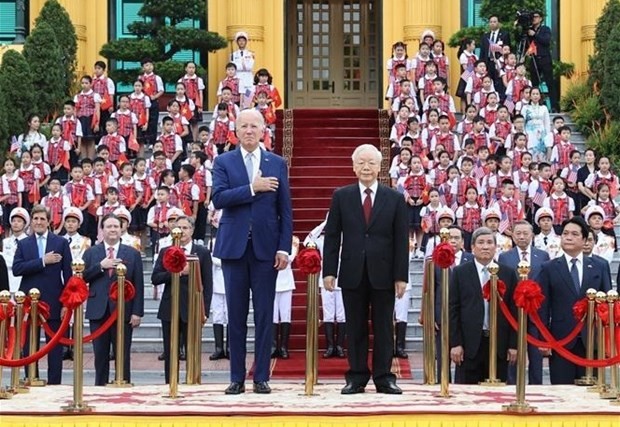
[471,227,497,245]
[237,109,265,128]
[175,215,196,228]
[512,220,533,232]
[351,144,382,163]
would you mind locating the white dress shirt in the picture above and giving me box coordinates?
[240,145,261,196]
[36,231,49,266]
[474,258,491,330]
[564,252,583,285]
[358,180,379,205]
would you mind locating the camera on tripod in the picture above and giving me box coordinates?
[515,10,534,30]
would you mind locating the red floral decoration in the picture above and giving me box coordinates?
[296,248,322,275]
[0,302,14,322]
[162,246,187,273]
[482,280,507,301]
[596,303,609,326]
[513,279,545,315]
[572,298,589,321]
[432,242,455,269]
[110,280,136,302]
[59,276,89,311]
[22,296,49,320]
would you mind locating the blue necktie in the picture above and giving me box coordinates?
[570,258,580,293]
[37,235,45,258]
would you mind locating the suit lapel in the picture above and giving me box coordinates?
[259,149,271,177]
[351,185,366,226]
[368,185,387,229]
[556,257,579,298]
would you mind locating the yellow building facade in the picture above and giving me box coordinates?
[0,0,609,108]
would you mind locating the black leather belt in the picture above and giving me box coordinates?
[482,330,490,337]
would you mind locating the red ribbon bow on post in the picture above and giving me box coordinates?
[296,248,322,275]
[59,276,89,311]
[482,280,507,301]
[162,246,187,273]
[109,280,136,302]
[432,242,455,269]
[513,279,545,315]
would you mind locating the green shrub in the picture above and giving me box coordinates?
[572,94,605,137]
[560,80,591,113]
[448,27,486,49]
[600,23,620,118]
[587,121,620,169]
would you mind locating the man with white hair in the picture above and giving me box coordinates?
[323,144,409,395]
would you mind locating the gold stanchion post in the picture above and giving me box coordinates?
[107,263,131,387]
[9,291,28,394]
[601,290,618,400]
[503,261,536,413]
[62,260,94,412]
[438,228,451,398]
[304,242,319,396]
[186,256,202,385]
[576,288,598,386]
[481,262,505,386]
[0,290,13,399]
[24,288,45,387]
[590,291,609,394]
[422,258,436,385]
[164,228,183,399]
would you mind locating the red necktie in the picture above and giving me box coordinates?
[363,188,373,224]
[107,246,115,277]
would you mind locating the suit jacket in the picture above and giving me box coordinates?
[14,233,73,319]
[323,183,409,289]
[152,244,213,322]
[0,255,9,293]
[528,24,552,59]
[211,149,293,261]
[434,251,473,323]
[449,261,518,359]
[498,246,549,280]
[83,243,144,321]
[536,255,611,348]
[479,29,511,60]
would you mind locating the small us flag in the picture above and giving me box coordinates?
[499,210,510,234]
[10,135,19,153]
[532,184,546,207]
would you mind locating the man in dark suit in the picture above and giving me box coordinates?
[584,230,612,283]
[449,227,518,384]
[536,217,612,384]
[14,204,73,385]
[479,15,510,97]
[212,109,293,395]
[323,144,409,395]
[432,225,473,382]
[83,213,144,386]
[152,215,213,384]
[526,10,559,112]
[498,220,549,385]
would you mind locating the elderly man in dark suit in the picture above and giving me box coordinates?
[323,143,409,395]
[449,226,518,384]
[152,215,213,384]
[14,204,73,385]
[83,213,144,386]
[536,216,611,384]
[499,220,549,385]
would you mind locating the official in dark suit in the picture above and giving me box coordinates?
[536,217,611,384]
[323,144,409,395]
[449,227,518,384]
[479,15,511,96]
[0,255,9,293]
[432,225,473,382]
[212,109,293,395]
[83,213,144,386]
[498,220,549,385]
[152,216,213,384]
[526,11,559,111]
[14,204,73,385]
[584,230,613,284]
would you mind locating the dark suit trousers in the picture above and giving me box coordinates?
[222,240,278,383]
[90,307,133,386]
[506,342,543,385]
[455,335,508,384]
[341,264,395,387]
[161,319,188,384]
[23,319,63,385]
[550,338,586,385]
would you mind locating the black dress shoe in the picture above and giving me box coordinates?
[63,349,73,361]
[157,352,165,361]
[224,382,245,394]
[253,381,271,394]
[341,383,365,394]
[279,347,289,359]
[376,381,402,394]
[394,349,408,359]
[335,346,345,358]
[209,350,226,361]
[323,346,336,358]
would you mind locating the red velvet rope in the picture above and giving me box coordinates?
[4,325,15,359]
[482,280,506,301]
[0,303,15,322]
[0,310,72,367]
[41,309,118,345]
[296,248,322,275]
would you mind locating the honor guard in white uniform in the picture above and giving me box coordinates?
[209,237,228,360]
[63,207,91,261]
[305,216,347,359]
[1,208,29,293]
[585,205,615,265]
[230,31,255,107]
[113,207,142,252]
[393,240,415,359]
[271,236,299,359]
[533,207,562,259]
[482,207,512,259]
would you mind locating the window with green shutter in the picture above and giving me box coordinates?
[467,0,485,27]
[0,0,17,43]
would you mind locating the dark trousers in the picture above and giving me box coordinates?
[435,326,452,383]
[455,334,508,384]
[549,338,586,384]
[146,100,160,146]
[193,203,208,241]
[90,310,133,386]
[222,240,278,383]
[530,55,559,111]
[23,319,63,384]
[341,265,396,387]
[506,342,543,385]
[161,319,188,384]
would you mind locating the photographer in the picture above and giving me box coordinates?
[526,10,559,112]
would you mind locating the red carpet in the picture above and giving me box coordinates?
[249,352,412,380]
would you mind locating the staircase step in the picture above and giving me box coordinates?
[290,109,380,119]
[290,165,355,177]
[291,117,379,128]
[291,157,352,167]
[296,128,380,138]
[291,197,332,209]
[290,176,353,187]
[293,146,362,156]
[290,186,337,198]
